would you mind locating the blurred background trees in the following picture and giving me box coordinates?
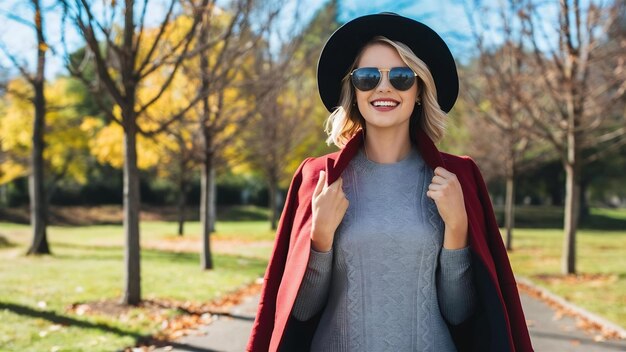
[462,0,626,273]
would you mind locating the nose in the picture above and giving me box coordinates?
[377,70,392,92]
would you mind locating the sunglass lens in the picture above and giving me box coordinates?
[351,68,381,91]
[389,67,416,91]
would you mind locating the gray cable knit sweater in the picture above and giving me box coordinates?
[291,146,476,352]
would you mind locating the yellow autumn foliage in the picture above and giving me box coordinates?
[0,77,91,185]
[85,108,167,170]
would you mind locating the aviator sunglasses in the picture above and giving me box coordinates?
[350,67,417,91]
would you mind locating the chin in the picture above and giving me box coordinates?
[363,115,409,129]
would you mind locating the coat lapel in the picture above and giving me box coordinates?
[325,127,446,186]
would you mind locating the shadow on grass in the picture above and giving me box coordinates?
[0,234,15,249]
[217,205,270,221]
[53,242,122,251]
[0,301,148,340]
[143,249,199,264]
[50,242,123,261]
[50,242,196,262]
[143,250,267,269]
[50,243,266,267]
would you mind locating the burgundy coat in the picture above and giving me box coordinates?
[247,128,534,352]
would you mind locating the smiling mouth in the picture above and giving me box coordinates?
[371,100,399,108]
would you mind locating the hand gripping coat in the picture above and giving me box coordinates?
[247,127,534,352]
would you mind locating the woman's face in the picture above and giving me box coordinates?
[355,43,419,131]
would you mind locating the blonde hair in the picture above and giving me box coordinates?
[324,36,448,148]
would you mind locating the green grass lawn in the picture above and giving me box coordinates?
[507,226,626,329]
[0,218,276,352]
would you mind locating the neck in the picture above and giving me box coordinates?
[362,125,412,164]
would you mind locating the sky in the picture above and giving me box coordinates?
[0,0,562,80]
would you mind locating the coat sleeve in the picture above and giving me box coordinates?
[469,158,534,352]
[246,157,312,352]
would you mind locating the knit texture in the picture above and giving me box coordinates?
[291,146,476,352]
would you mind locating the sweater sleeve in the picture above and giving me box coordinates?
[291,246,334,321]
[436,246,476,325]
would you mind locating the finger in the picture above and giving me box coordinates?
[428,183,443,191]
[431,175,446,184]
[314,170,326,197]
[434,167,455,178]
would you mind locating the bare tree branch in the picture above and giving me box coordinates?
[71,0,124,106]
[135,0,176,74]
[0,10,37,30]
[0,44,34,84]
[134,0,150,52]
[135,0,208,116]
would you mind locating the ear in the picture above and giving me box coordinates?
[416,77,424,96]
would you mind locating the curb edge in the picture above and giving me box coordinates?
[516,275,626,339]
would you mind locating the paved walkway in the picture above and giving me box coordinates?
[155,292,626,352]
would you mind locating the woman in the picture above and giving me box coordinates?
[247,13,533,352]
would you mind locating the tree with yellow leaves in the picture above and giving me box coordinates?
[163,0,286,270]
[62,0,209,305]
[240,0,340,230]
[0,77,92,225]
[0,0,60,255]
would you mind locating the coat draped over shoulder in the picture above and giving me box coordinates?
[247,128,534,352]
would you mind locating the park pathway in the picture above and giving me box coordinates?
[154,291,626,352]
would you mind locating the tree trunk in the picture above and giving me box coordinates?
[27,1,50,255]
[177,186,186,236]
[504,175,515,251]
[0,184,7,206]
[122,109,141,305]
[209,166,216,233]
[562,85,582,275]
[561,33,583,275]
[200,145,214,270]
[269,172,277,230]
[562,160,581,275]
[28,84,49,255]
[177,170,187,236]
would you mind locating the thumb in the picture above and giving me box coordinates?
[314,170,326,197]
[313,170,326,197]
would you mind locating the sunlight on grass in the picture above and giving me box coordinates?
[0,220,271,351]
[506,228,626,328]
[0,220,276,246]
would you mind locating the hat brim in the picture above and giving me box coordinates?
[317,13,458,113]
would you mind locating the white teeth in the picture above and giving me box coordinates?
[372,101,398,107]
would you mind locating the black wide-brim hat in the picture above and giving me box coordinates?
[317,13,459,113]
